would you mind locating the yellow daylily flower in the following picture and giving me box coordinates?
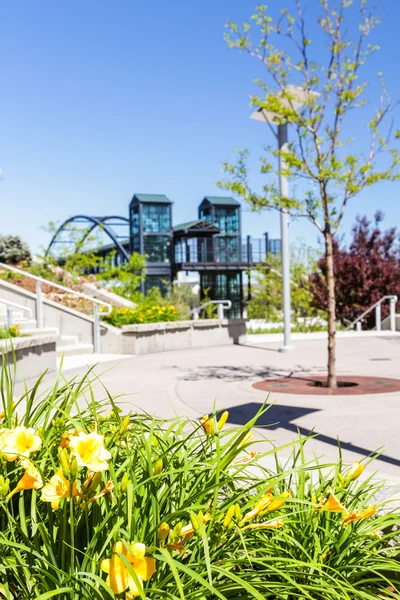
[201,415,214,436]
[242,517,284,530]
[317,492,347,513]
[242,489,290,523]
[0,426,41,462]
[8,459,43,499]
[69,431,111,472]
[101,541,156,596]
[345,461,364,482]
[372,529,383,538]
[41,469,78,510]
[343,505,377,526]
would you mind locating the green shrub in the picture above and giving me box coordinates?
[0,235,31,265]
[102,304,178,327]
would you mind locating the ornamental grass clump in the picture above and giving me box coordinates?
[0,363,400,599]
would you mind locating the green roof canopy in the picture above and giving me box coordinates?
[173,219,220,235]
[132,193,172,204]
[201,196,240,206]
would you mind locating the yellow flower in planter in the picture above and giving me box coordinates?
[343,505,376,526]
[242,489,290,523]
[41,469,78,510]
[201,415,214,436]
[8,459,44,499]
[317,491,347,513]
[69,431,111,472]
[101,541,156,596]
[0,426,41,461]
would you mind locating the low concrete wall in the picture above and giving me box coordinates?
[121,319,247,355]
[0,334,57,382]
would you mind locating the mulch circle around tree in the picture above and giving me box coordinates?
[253,375,400,396]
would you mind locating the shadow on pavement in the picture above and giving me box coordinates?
[181,364,326,382]
[225,401,400,468]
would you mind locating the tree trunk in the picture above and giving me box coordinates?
[325,231,337,388]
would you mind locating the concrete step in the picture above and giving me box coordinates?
[59,335,79,346]
[22,326,60,337]
[56,343,94,357]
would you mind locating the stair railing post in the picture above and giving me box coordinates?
[217,303,224,320]
[390,297,396,332]
[93,304,101,353]
[375,302,381,331]
[356,321,362,332]
[6,308,12,329]
[36,281,44,329]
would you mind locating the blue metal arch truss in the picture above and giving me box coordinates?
[45,215,130,262]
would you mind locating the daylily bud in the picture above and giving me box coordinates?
[218,411,229,431]
[223,505,236,529]
[154,459,163,475]
[158,522,170,542]
[88,471,102,493]
[345,461,364,483]
[0,476,9,496]
[173,522,183,538]
[58,448,70,476]
[120,416,130,432]
[120,473,129,492]
[238,431,254,449]
[70,458,78,479]
[190,513,201,531]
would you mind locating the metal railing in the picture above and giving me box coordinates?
[346,295,398,332]
[0,263,112,353]
[186,300,232,321]
[0,299,32,329]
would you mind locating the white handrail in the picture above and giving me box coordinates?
[346,295,398,332]
[186,300,232,321]
[0,263,112,314]
[0,263,112,352]
[0,298,32,328]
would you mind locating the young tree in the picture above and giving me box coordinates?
[311,212,400,327]
[219,1,399,387]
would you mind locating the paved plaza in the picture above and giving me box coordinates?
[15,333,400,482]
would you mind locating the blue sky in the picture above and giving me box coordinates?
[1,0,400,255]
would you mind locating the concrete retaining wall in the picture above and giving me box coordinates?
[121,319,247,355]
[0,280,121,352]
[0,334,57,382]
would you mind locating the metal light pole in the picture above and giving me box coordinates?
[251,85,318,352]
[277,123,293,352]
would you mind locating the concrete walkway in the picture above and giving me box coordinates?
[14,333,400,483]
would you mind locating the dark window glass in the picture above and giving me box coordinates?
[144,236,171,262]
[215,237,239,262]
[200,271,242,318]
[199,208,212,223]
[130,206,141,252]
[142,204,171,233]
[214,207,239,234]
